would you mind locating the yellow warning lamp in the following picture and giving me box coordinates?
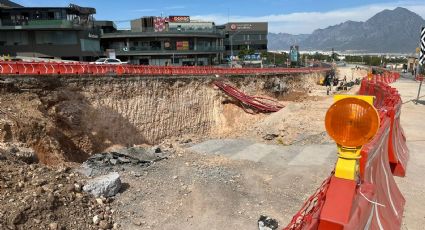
[325,95,380,180]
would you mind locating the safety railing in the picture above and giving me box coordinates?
[0,61,330,76]
[284,70,409,230]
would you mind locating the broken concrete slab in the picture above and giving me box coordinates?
[77,147,168,177]
[83,172,122,197]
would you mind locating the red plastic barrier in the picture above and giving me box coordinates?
[0,61,331,76]
[359,75,410,177]
[387,102,409,177]
[319,117,405,229]
[284,70,409,230]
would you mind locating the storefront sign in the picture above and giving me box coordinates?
[230,23,253,31]
[176,41,189,50]
[169,16,190,23]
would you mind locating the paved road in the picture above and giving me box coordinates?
[392,74,425,230]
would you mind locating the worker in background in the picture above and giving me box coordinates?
[333,75,339,86]
[325,73,332,95]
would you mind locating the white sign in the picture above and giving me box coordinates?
[230,23,253,30]
[88,33,99,39]
[106,49,116,59]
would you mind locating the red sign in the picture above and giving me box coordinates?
[230,24,237,30]
[176,41,189,50]
[169,16,190,23]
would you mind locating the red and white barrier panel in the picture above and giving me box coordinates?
[284,71,408,230]
[359,72,409,177]
[319,116,405,229]
[0,61,330,76]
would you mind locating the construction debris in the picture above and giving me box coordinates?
[258,215,279,230]
[83,172,122,198]
[78,146,168,177]
[0,148,116,229]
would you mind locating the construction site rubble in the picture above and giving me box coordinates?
[83,172,122,198]
[78,146,168,177]
[0,148,117,230]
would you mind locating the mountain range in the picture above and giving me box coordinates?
[268,7,425,53]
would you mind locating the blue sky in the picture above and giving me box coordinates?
[14,0,425,34]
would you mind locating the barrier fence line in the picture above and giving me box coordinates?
[284,71,409,230]
[0,61,330,76]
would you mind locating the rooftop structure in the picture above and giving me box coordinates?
[0,1,116,61]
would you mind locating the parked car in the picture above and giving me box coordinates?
[90,58,126,65]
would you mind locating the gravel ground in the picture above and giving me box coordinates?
[0,148,118,230]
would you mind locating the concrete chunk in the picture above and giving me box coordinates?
[83,172,122,197]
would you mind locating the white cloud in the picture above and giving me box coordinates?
[191,1,425,34]
[165,6,186,10]
[133,9,157,13]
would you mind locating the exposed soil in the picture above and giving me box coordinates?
[0,68,373,230]
[0,73,325,165]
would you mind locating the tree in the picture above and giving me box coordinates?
[238,48,255,59]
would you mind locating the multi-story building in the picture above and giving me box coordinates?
[0,1,268,65]
[223,22,268,58]
[0,1,116,61]
[100,16,225,66]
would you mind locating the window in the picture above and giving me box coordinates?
[35,31,78,45]
[0,31,29,45]
[54,11,62,20]
[150,41,161,50]
[81,39,100,52]
[107,59,120,63]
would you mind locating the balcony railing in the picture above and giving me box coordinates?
[109,29,224,36]
[112,46,225,54]
[0,19,91,29]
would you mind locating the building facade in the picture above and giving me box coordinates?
[0,1,268,65]
[0,3,116,61]
[101,16,224,66]
[223,22,268,58]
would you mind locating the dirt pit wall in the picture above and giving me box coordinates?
[0,72,325,165]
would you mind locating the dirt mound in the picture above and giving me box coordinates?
[0,149,117,230]
[251,98,333,145]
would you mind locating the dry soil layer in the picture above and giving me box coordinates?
[0,73,324,165]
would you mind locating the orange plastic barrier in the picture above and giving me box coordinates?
[284,71,408,230]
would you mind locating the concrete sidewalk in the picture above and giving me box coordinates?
[189,139,336,168]
[392,75,425,230]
